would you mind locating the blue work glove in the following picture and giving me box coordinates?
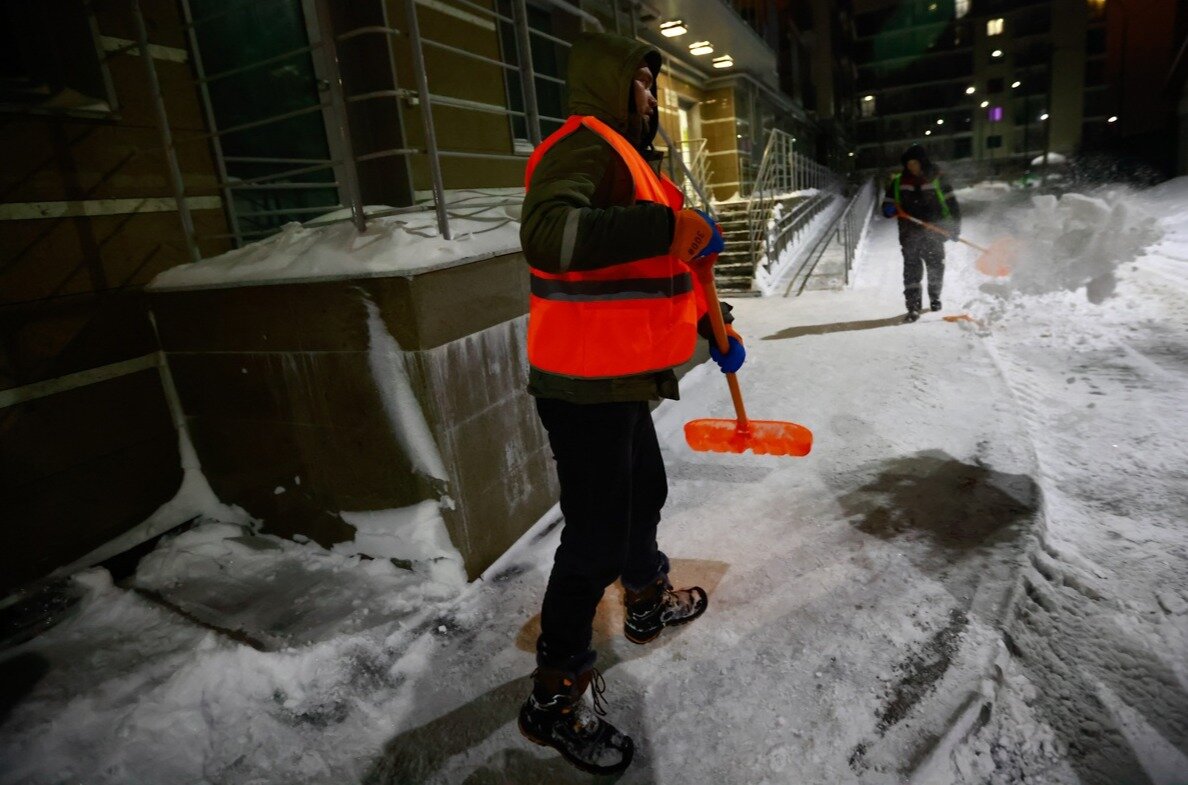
[882,203,897,218]
[709,334,746,374]
[692,209,725,258]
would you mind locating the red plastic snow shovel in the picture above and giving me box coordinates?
[684,261,813,457]
[896,211,1017,277]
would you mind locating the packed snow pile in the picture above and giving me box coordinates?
[975,188,1161,306]
[954,180,1014,203]
[149,191,522,290]
[335,504,467,589]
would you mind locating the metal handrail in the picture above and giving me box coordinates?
[746,128,842,274]
[781,180,876,297]
[655,125,712,214]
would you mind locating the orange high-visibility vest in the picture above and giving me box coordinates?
[524,115,703,379]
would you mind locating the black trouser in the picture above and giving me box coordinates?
[902,234,946,310]
[534,397,668,664]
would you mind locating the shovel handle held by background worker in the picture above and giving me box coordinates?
[896,209,987,252]
[895,209,1016,277]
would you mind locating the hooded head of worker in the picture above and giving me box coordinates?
[567,32,661,151]
[901,143,933,178]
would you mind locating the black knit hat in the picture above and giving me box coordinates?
[901,144,929,166]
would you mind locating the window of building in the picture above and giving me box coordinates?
[0,0,115,116]
[955,0,971,19]
[987,135,1003,149]
[953,137,972,158]
[988,77,1004,93]
[498,0,569,142]
[987,18,1004,36]
[988,105,1004,122]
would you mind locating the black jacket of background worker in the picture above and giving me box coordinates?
[882,144,962,317]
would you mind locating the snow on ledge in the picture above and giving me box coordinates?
[149,190,523,292]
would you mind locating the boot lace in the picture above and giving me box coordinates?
[589,667,608,717]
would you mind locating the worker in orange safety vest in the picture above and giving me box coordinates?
[516,32,744,775]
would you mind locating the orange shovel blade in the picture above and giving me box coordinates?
[684,419,813,456]
[975,237,1018,277]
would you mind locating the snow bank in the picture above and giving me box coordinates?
[955,181,1014,202]
[148,191,522,290]
[974,188,1161,306]
[335,503,467,589]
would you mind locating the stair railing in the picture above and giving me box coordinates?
[744,129,845,289]
[657,124,712,214]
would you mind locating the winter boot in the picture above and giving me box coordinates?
[623,576,708,644]
[518,659,634,774]
[930,298,942,312]
[904,309,921,323]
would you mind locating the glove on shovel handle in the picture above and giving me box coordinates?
[695,257,750,430]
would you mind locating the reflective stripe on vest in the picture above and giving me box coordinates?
[524,115,701,379]
[892,173,951,219]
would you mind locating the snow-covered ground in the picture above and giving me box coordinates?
[2,181,1186,784]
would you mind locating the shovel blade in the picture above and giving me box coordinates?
[684,418,813,456]
[975,237,1018,277]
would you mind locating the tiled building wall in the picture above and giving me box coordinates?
[0,0,229,593]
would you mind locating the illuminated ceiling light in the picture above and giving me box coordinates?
[660,20,687,37]
[991,49,1003,58]
[689,41,714,56]
[1040,112,1049,120]
[1011,80,1021,88]
[965,86,976,95]
[712,55,734,69]
[863,94,874,102]
[980,100,990,108]
[925,129,932,136]
[848,152,855,157]
[1107,115,1118,123]
[936,118,944,125]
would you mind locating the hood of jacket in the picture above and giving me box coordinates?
[900,143,937,177]
[567,32,661,149]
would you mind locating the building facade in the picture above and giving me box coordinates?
[853,0,1112,178]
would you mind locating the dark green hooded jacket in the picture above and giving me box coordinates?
[521,32,683,403]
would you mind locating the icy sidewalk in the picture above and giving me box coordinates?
[362,225,1045,783]
[3,184,1185,784]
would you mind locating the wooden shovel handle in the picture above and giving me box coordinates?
[695,258,750,429]
[896,210,988,253]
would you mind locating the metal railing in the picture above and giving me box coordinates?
[745,128,841,275]
[781,179,877,297]
[127,0,622,259]
[661,137,712,213]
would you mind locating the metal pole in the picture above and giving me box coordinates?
[312,0,367,232]
[511,0,542,146]
[179,0,242,247]
[403,0,451,239]
[132,0,200,263]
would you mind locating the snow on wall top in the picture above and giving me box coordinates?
[149,190,523,291]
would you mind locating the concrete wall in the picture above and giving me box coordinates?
[0,0,228,594]
[149,251,559,579]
